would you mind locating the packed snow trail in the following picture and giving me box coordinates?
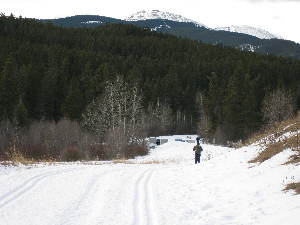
[0,135,300,225]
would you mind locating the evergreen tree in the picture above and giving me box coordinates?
[223,62,245,140]
[0,55,20,121]
[240,73,261,137]
[206,71,224,130]
[62,80,85,120]
[14,98,28,127]
[40,66,59,120]
[23,64,42,120]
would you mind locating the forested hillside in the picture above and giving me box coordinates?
[0,15,299,149]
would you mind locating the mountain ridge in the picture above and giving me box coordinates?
[41,14,300,59]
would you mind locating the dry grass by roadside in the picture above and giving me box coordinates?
[248,113,299,164]
[1,151,169,166]
[112,159,176,164]
[0,161,16,166]
[8,149,37,165]
[283,182,300,195]
[2,149,55,166]
[249,133,299,163]
[246,114,299,146]
[247,113,299,195]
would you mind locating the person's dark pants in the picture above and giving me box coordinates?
[195,153,201,164]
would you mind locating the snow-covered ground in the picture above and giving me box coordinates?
[0,135,299,225]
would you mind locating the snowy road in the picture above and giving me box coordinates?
[1,135,300,225]
[0,164,161,225]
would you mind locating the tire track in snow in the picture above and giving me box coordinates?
[132,169,158,225]
[145,170,159,225]
[74,169,119,210]
[93,167,142,225]
[57,168,120,225]
[0,167,85,209]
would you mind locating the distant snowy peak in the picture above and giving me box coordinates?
[125,10,207,27]
[215,25,281,40]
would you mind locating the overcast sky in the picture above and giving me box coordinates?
[1,0,300,43]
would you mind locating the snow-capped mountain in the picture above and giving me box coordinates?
[126,10,282,40]
[215,25,281,40]
[125,10,207,28]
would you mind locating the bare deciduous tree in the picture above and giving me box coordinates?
[81,76,145,156]
[0,119,95,161]
[262,89,296,125]
[146,98,173,136]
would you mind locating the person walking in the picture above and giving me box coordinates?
[193,138,203,164]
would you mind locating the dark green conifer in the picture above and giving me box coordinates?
[0,55,20,121]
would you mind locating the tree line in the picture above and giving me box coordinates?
[0,14,299,160]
